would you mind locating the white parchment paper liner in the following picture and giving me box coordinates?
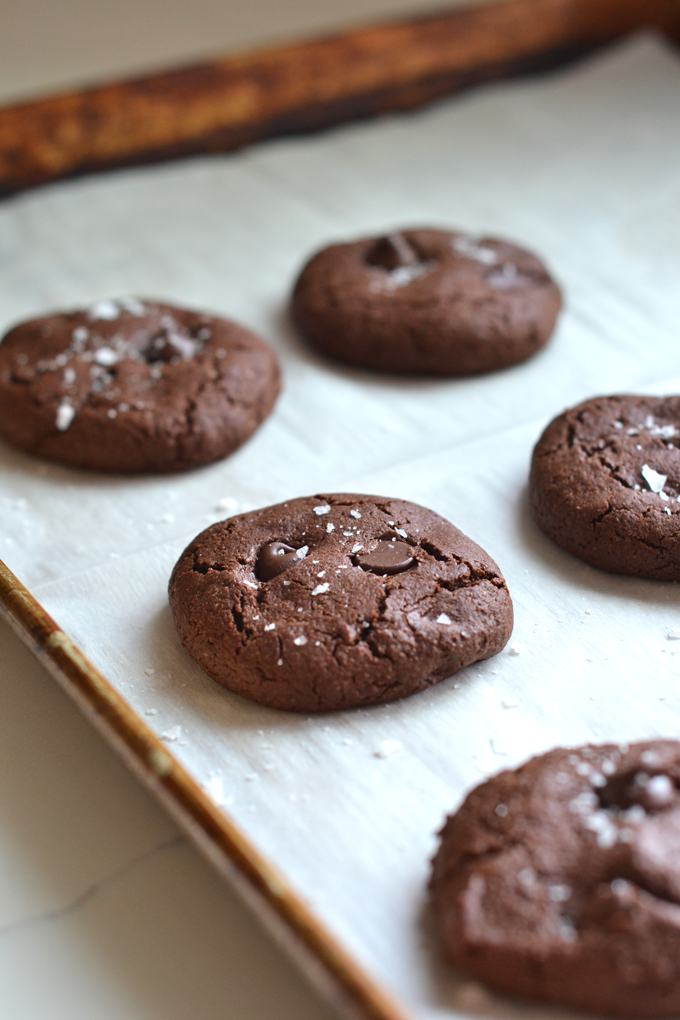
[2,33,680,1020]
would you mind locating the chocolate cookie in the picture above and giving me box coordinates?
[530,395,680,580]
[0,298,280,472]
[169,494,513,712]
[430,740,680,1017]
[291,228,561,375]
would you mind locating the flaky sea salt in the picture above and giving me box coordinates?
[436,613,452,625]
[264,623,276,631]
[88,299,120,320]
[161,725,182,742]
[93,346,119,366]
[350,509,361,519]
[55,401,75,431]
[641,463,667,496]
[452,235,499,265]
[293,635,308,646]
[312,583,330,596]
[584,810,618,848]
[72,326,89,344]
[508,641,525,656]
[651,423,678,439]
[314,505,331,515]
[383,261,433,290]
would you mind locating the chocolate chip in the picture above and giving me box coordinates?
[366,234,417,271]
[256,541,305,581]
[354,539,415,576]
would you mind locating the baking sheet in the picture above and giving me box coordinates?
[2,32,680,1020]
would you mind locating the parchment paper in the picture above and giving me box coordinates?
[2,33,680,1020]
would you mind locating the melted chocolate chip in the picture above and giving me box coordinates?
[256,541,305,582]
[366,234,417,271]
[354,539,415,576]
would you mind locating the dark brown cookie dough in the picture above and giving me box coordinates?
[169,494,513,712]
[291,228,562,375]
[0,298,280,472]
[430,740,680,1018]
[530,395,680,580]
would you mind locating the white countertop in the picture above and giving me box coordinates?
[0,617,337,1020]
[0,2,486,1017]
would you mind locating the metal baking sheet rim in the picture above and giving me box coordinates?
[0,557,411,1020]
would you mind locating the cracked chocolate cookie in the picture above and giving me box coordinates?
[168,494,513,712]
[530,395,680,579]
[291,228,562,375]
[430,740,680,1017]
[0,298,280,472]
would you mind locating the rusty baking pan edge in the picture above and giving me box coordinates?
[0,557,411,1020]
[0,0,679,197]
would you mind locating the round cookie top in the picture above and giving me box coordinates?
[291,228,562,375]
[530,394,680,580]
[430,740,680,1017]
[0,298,280,472]
[169,494,513,712]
